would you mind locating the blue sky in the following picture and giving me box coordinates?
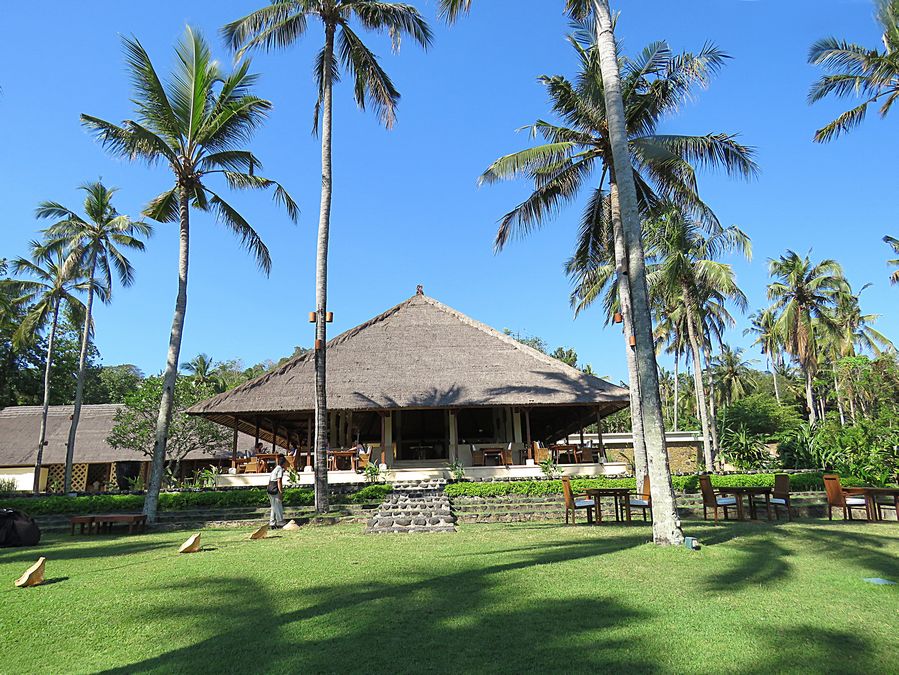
[1,0,895,383]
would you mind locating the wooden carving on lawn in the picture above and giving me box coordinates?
[178,533,201,554]
[14,557,46,588]
[249,525,268,540]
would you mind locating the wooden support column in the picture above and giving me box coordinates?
[524,408,533,460]
[329,411,338,449]
[448,410,458,463]
[512,409,523,444]
[382,412,393,467]
[596,409,608,462]
[254,416,260,447]
[231,420,238,462]
[271,419,277,452]
[347,411,354,444]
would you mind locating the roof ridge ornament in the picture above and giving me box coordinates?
[416,284,424,296]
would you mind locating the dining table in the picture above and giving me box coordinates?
[717,486,773,521]
[329,450,358,471]
[843,486,899,522]
[585,488,633,524]
[480,447,507,466]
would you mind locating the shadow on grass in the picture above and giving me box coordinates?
[99,535,656,674]
[0,537,172,565]
[744,626,878,674]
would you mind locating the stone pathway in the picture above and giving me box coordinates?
[365,479,457,533]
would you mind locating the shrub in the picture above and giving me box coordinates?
[348,484,391,503]
[0,478,19,493]
[719,393,804,440]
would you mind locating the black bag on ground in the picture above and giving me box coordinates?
[0,508,42,547]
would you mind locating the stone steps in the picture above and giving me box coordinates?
[366,480,457,534]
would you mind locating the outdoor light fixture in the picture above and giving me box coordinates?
[613,312,623,324]
[628,335,636,347]
[326,312,333,323]
[308,312,316,323]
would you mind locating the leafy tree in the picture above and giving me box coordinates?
[744,308,785,402]
[503,329,548,354]
[766,251,846,425]
[7,247,86,491]
[37,181,150,493]
[81,28,298,523]
[808,0,899,142]
[719,393,803,441]
[550,347,579,368]
[107,377,231,481]
[96,365,144,403]
[181,353,219,388]
[224,0,432,514]
[710,345,755,408]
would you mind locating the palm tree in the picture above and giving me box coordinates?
[886,235,899,284]
[81,28,298,523]
[8,245,86,493]
[744,308,784,403]
[767,251,846,425]
[710,345,754,408]
[808,0,899,142]
[36,181,150,493]
[182,353,219,388]
[223,1,431,514]
[644,208,751,469]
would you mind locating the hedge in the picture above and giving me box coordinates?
[0,484,391,516]
[443,472,868,499]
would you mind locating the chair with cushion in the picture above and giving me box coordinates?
[561,476,594,525]
[627,475,652,522]
[822,474,869,520]
[501,443,514,466]
[757,473,793,521]
[533,442,551,464]
[698,474,737,522]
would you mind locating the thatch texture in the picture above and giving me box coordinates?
[0,404,246,467]
[188,294,629,417]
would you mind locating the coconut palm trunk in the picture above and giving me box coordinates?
[609,181,647,485]
[144,188,190,523]
[703,342,721,465]
[63,250,97,493]
[771,356,781,403]
[33,300,60,493]
[673,355,679,432]
[804,367,817,425]
[683,287,713,469]
[833,370,846,425]
[313,24,336,514]
[594,0,683,545]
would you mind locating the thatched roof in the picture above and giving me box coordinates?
[0,405,245,467]
[188,293,629,420]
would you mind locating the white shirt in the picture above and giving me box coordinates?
[269,465,285,482]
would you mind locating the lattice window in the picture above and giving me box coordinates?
[108,462,118,491]
[71,463,88,492]
[45,465,65,492]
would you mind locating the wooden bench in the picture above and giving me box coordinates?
[93,514,147,535]
[70,515,95,535]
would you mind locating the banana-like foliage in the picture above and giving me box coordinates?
[809,0,899,142]
[223,0,432,132]
[81,28,298,271]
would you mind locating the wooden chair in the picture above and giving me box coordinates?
[561,476,594,524]
[627,475,652,522]
[533,442,551,463]
[698,474,737,522]
[471,445,485,467]
[822,474,868,520]
[501,443,513,466]
[358,452,371,471]
[754,473,793,521]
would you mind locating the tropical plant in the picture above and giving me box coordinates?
[643,208,751,469]
[710,345,755,408]
[362,462,382,484]
[718,422,773,471]
[181,353,220,389]
[224,0,431,515]
[82,27,298,522]
[538,457,561,479]
[766,251,846,425]
[744,308,784,402]
[36,181,150,493]
[884,235,899,285]
[447,460,465,481]
[808,0,899,142]
[7,246,87,493]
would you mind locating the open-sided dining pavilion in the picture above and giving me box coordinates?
[187,291,632,485]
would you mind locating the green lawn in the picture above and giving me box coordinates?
[1,520,897,674]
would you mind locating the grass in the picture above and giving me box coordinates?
[1,520,897,674]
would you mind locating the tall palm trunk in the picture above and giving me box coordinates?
[683,287,713,470]
[770,356,781,403]
[594,0,683,546]
[144,186,190,523]
[313,24,336,514]
[672,355,679,432]
[63,251,97,493]
[33,300,60,493]
[703,342,721,465]
[609,181,647,487]
[804,366,817,425]
[833,370,845,426]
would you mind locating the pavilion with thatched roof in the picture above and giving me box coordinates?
[188,291,629,475]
